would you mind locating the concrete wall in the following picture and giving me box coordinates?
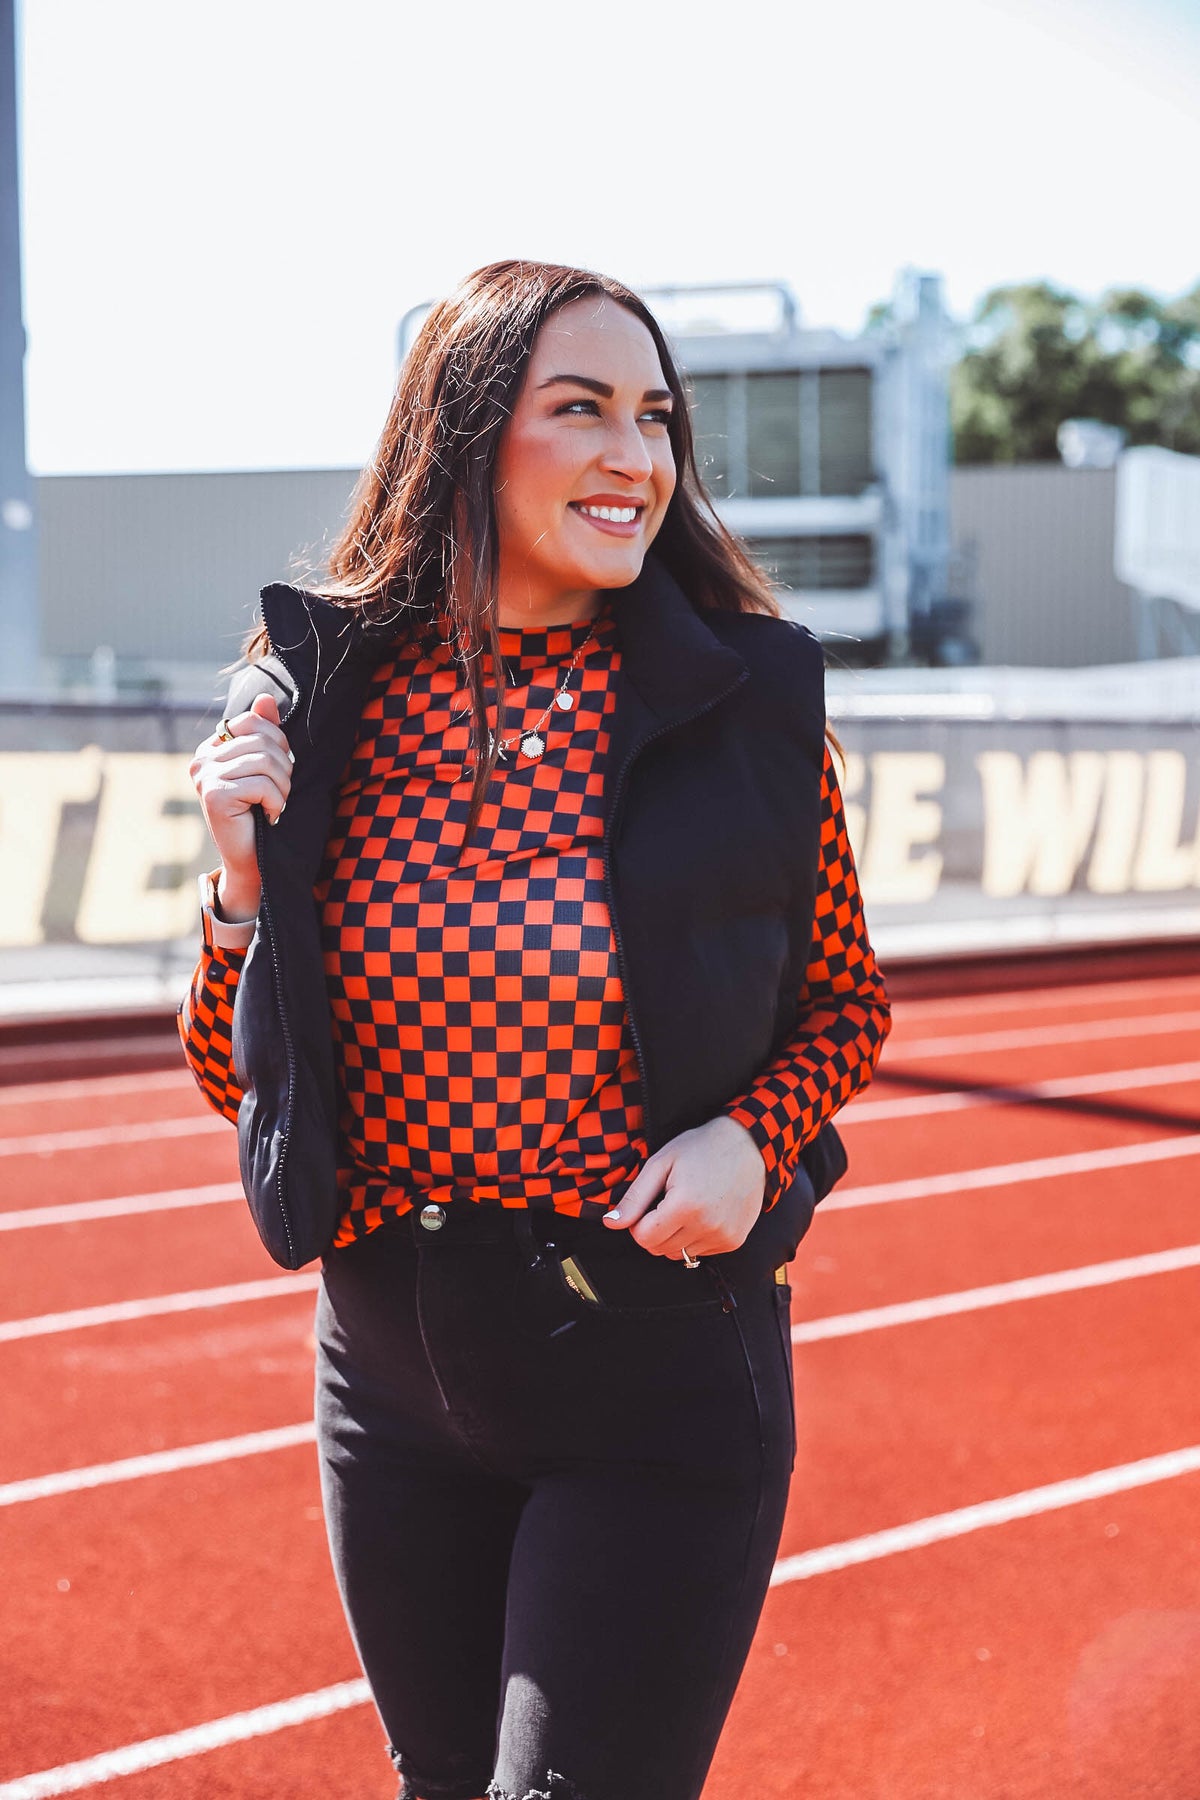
[948,464,1137,666]
[36,467,359,671]
[32,461,1142,686]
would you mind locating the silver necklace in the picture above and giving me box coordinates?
[488,623,599,762]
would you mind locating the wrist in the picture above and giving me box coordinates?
[215,866,260,923]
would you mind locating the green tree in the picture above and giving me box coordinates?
[949,279,1200,463]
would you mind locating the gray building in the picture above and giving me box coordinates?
[28,458,1142,701]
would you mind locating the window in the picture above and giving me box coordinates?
[687,368,874,498]
[745,535,874,591]
[689,375,731,497]
[746,374,801,495]
[818,369,873,495]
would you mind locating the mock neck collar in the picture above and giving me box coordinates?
[258,550,746,727]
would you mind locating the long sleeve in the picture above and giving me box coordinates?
[177,940,248,1125]
[721,739,891,1210]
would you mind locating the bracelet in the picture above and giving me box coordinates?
[198,870,257,951]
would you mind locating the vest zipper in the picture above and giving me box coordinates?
[602,665,749,1149]
[253,632,302,1267]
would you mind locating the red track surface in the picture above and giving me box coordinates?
[1,966,1198,1798]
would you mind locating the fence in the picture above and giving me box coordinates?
[1,702,1198,1019]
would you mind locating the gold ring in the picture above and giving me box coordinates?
[215,718,234,743]
[681,1246,701,1269]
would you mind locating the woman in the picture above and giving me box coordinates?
[180,260,892,1800]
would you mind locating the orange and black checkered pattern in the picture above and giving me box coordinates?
[178,603,890,1242]
[313,597,647,1243]
[723,748,891,1197]
[177,943,246,1124]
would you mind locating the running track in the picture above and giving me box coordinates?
[1,966,1198,1798]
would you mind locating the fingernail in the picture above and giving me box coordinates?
[604,1209,621,1221]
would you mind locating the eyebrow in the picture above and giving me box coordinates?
[536,373,674,403]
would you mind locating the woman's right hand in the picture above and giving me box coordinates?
[190,693,294,919]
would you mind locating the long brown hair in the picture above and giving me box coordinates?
[248,259,842,842]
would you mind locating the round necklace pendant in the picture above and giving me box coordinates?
[520,732,546,759]
[554,690,575,710]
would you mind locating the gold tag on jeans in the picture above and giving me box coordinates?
[560,1254,603,1305]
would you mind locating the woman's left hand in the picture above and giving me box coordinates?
[601,1115,767,1260]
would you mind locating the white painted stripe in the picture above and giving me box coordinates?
[873,909,1200,959]
[0,1183,243,1232]
[0,1272,319,1344]
[8,1443,1200,1793]
[846,1060,1200,1123]
[792,1242,1200,1343]
[5,1138,1196,1332]
[0,1114,227,1157]
[770,1444,1200,1584]
[0,1069,192,1107]
[891,1009,1200,1061]
[821,1131,1200,1211]
[892,972,1200,1022]
[0,1678,369,1798]
[0,1422,317,1509]
[4,1238,1194,1504]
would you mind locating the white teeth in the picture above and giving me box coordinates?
[576,504,639,523]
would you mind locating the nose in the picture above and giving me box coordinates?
[599,414,654,483]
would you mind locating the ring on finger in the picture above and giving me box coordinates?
[681,1245,701,1269]
[215,718,235,744]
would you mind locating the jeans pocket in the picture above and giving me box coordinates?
[547,1235,727,1320]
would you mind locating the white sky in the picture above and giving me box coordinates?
[17,0,1200,475]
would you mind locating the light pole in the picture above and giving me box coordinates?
[0,0,38,694]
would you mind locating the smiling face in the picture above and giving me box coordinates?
[491,294,679,628]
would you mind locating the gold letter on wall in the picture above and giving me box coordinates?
[76,754,209,944]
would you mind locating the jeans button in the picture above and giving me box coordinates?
[419,1203,447,1232]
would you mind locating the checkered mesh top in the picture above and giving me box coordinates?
[179,598,891,1247]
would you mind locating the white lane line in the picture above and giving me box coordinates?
[770,1444,1200,1584]
[0,1678,369,1799]
[792,1242,1200,1343]
[6,1242,1195,1498]
[0,1273,319,1344]
[0,1069,192,1107]
[5,1138,1197,1337]
[893,972,1200,1022]
[0,1423,317,1509]
[0,1183,243,1232]
[889,1009,1200,1061]
[0,1115,227,1157]
[8,1443,1200,1795]
[847,1059,1200,1123]
[821,1131,1200,1211]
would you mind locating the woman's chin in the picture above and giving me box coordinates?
[569,544,647,590]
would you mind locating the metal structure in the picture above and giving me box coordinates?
[400,270,974,668]
[655,269,970,667]
[0,0,37,694]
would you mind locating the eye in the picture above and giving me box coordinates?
[554,399,674,427]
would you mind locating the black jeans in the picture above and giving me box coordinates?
[314,1201,797,1800]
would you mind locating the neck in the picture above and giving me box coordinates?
[494,571,601,631]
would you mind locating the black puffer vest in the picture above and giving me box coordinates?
[224,551,847,1271]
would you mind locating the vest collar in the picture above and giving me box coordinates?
[257,549,747,729]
